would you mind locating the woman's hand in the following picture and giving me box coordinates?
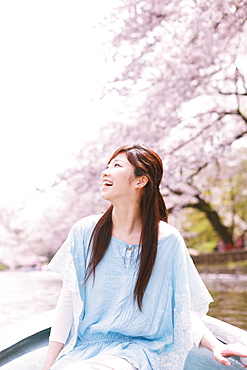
[200,331,247,367]
[213,342,247,367]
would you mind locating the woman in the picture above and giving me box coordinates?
[43,144,247,370]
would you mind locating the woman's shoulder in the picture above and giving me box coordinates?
[158,221,182,242]
[72,214,102,232]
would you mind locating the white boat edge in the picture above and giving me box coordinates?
[0,309,55,352]
[202,315,247,346]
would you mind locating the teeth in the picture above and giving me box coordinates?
[103,181,113,186]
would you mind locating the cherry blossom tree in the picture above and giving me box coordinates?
[2,0,247,262]
[97,0,247,243]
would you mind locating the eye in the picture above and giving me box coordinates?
[114,163,121,167]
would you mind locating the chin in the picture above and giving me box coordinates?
[101,192,110,201]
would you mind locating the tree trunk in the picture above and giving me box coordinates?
[183,195,234,245]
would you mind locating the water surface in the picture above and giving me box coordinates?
[0,270,62,328]
[201,273,247,331]
[0,271,246,331]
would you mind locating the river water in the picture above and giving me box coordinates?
[0,270,246,331]
[0,270,62,328]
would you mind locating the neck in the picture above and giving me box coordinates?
[111,205,142,245]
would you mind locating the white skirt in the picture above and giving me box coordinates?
[51,354,137,370]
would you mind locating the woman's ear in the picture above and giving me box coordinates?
[135,176,148,189]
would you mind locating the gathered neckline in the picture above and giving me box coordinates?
[111,235,140,247]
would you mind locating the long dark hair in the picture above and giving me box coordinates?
[85,144,168,310]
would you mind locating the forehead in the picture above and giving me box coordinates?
[110,152,130,164]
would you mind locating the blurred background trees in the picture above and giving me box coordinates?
[1,0,247,268]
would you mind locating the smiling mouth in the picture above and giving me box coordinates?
[102,180,113,187]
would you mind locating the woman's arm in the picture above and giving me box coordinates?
[42,341,64,370]
[42,282,73,369]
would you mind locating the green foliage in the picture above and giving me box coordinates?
[224,158,247,227]
[0,264,7,271]
[182,208,218,253]
[198,149,247,238]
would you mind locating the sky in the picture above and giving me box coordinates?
[0,1,120,209]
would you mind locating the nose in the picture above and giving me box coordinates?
[101,167,110,179]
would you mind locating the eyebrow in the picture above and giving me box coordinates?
[110,158,129,165]
[113,158,125,163]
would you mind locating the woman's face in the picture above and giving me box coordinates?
[101,152,137,203]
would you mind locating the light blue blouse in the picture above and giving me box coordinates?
[49,214,213,370]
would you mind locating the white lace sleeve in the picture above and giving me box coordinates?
[48,222,84,358]
[49,283,73,344]
[48,225,81,293]
[190,311,211,348]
